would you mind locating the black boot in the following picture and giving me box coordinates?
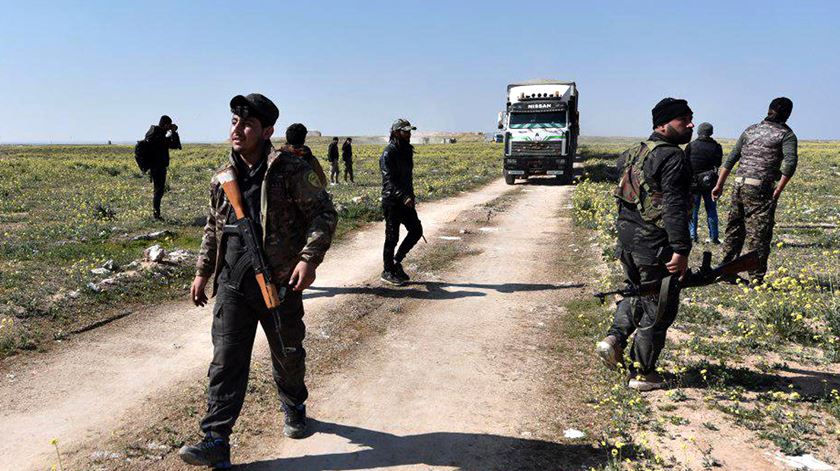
[393,262,410,282]
[380,270,405,286]
[178,435,231,469]
[283,403,307,439]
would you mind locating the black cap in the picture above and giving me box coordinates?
[652,98,692,128]
[391,118,417,132]
[230,93,279,127]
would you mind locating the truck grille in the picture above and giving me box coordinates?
[511,140,564,156]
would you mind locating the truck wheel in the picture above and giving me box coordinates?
[504,172,516,185]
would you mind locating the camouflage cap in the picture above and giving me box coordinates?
[230,93,279,127]
[391,119,416,132]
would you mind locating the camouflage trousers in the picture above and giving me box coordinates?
[721,182,777,280]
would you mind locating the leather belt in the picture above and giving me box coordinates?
[734,176,766,187]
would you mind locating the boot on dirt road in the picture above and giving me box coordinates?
[380,269,405,286]
[283,403,308,439]
[178,435,231,469]
[393,262,410,282]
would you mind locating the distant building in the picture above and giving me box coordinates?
[307,130,322,137]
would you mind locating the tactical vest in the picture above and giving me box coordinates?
[736,121,789,182]
[614,140,676,228]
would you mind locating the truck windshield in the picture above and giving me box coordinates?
[509,112,566,129]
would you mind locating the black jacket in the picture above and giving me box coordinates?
[341,141,353,162]
[616,132,692,259]
[144,125,181,168]
[379,140,414,204]
[685,136,722,174]
[328,142,339,162]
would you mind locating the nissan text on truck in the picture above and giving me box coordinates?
[497,80,579,184]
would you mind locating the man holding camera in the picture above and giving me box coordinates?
[144,115,181,220]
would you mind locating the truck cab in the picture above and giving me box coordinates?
[498,80,579,185]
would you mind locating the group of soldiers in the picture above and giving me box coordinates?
[597,96,797,391]
[171,93,422,468]
[151,91,796,467]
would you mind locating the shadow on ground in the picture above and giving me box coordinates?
[674,362,840,400]
[304,281,584,301]
[235,419,606,471]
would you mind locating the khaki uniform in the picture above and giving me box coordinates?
[721,120,798,279]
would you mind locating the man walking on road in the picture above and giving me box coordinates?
[596,98,694,391]
[342,137,354,183]
[685,122,722,243]
[144,115,181,220]
[380,119,423,286]
[712,97,798,284]
[180,93,337,469]
[328,136,340,184]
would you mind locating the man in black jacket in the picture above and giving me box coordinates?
[145,115,181,220]
[380,119,422,286]
[327,137,340,184]
[342,137,354,183]
[596,98,694,391]
[685,122,722,243]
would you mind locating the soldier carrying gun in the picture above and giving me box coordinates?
[595,98,695,391]
[180,93,337,469]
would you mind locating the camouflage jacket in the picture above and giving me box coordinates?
[196,145,338,295]
[278,144,328,187]
[723,120,798,182]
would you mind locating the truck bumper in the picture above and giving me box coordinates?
[503,155,567,175]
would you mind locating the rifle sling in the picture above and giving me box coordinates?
[634,275,676,332]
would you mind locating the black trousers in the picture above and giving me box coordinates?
[382,202,423,270]
[606,248,680,375]
[200,272,307,439]
[149,166,167,216]
[343,160,354,182]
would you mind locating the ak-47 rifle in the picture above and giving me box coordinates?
[593,250,760,303]
[217,168,288,357]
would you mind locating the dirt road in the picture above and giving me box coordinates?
[1,179,526,471]
[224,182,593,470]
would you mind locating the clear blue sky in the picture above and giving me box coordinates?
[1,0,838,143]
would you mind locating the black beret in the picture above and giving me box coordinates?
[652,98,692,128]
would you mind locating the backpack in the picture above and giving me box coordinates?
[614,140,675,227]
[134,139,152,173]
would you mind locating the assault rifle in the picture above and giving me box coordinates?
[593,250,759,303]
[218,168,288,357]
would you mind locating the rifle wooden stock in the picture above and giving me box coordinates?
[256,273,283,309]
[218,168,246,219]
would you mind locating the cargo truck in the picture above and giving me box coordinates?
[497,80,579,184]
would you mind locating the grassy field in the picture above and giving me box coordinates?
[572,137,840,468]
[0,140,502,358]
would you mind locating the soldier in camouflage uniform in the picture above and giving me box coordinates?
[179,94,337,469]
[596,98,694,392]
[712,97,797,283]
[281,122,328,187]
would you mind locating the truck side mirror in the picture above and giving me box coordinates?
[497,112,504,129]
